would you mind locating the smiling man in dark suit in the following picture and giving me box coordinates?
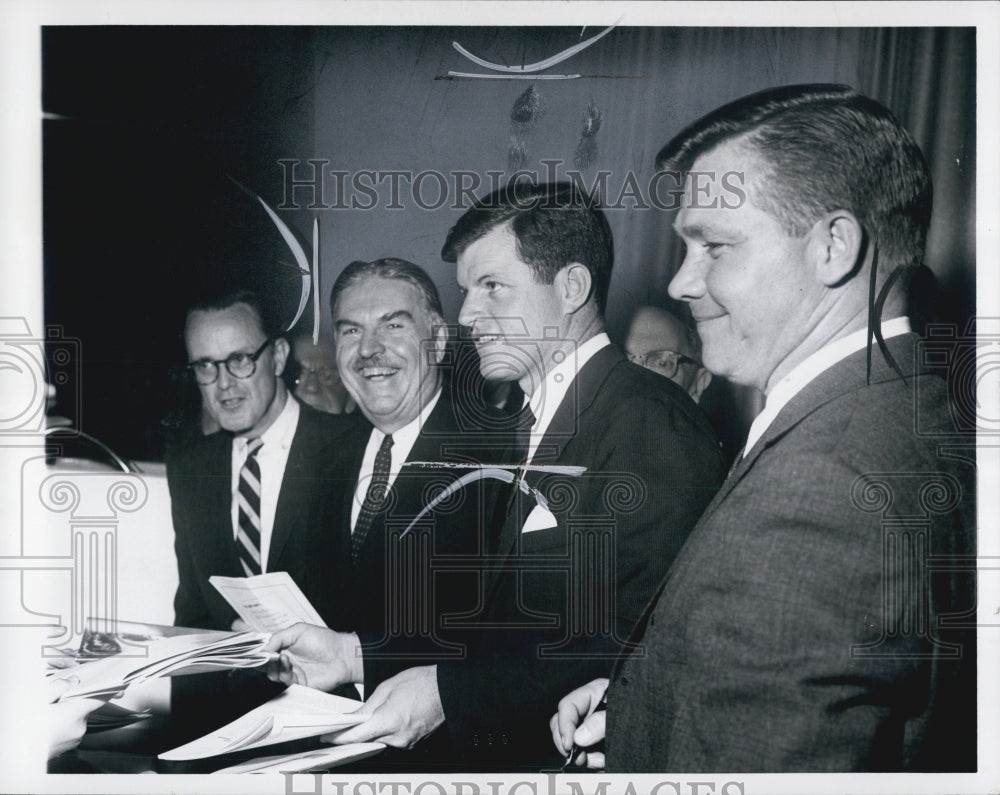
[167,288,355,738]
[266,183,725,767]
[261,259,509,763]
[553,84,977,773]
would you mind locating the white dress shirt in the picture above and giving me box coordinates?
[230,395,300,572]
[743,317,912,457]
[350,388,443,533]
[525,332,611,464]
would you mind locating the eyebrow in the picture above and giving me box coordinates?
[672,219,731,240]
[335,309,415,329]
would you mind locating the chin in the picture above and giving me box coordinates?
[477,354,526,383]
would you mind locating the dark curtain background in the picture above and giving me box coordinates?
[43,26,976,461]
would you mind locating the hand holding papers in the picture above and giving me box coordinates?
[263,625,364,692]
[210,572,327,632]
[159,684,376,761]
[322,665,444,750]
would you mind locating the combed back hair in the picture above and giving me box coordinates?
[329,258,444,322]
[656,84,933,270]
[185,287,280,340]
[441,181,614,315]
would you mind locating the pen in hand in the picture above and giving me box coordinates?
[562,687,607,770]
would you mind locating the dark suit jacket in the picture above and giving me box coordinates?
[319,391,511,694]
[436,345,725,762]
[166,399,358,738]
[607,333,977,772]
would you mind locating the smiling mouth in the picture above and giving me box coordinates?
[218,396,245,410]
[473,334,504,346]
[692,313,726,324]
[358,366,399,380]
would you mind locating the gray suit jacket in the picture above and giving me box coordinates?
[606,332,976,772]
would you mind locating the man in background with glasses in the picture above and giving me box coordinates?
[167,288,356,742]
[288,332,357,415]
[624,304,711,404]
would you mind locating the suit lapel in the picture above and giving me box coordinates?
[198,431,242,576]
[268,410,306,569]
[494,345,623,562]
[697,333,922,525]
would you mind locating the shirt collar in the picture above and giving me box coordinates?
[743,317,910,457]
[369,387,442,451]
[528,332,610,436]
[237,393,299,451]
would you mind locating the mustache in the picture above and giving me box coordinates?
[353,355,398,371]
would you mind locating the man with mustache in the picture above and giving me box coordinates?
[266,258,510,762]
[266,184,725,766]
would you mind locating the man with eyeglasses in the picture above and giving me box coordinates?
[289,332,357,415]
[624,305,712,403]
[166,288,357,741]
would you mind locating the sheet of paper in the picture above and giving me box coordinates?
[209,571,327,632]
[159,684,367,761]
[212,742,385,774]
[56,630,270,700]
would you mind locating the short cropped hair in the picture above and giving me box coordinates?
[656,84,933,270]
[329,257,444,321]
[441,181,614,314]
[185,287,280,340]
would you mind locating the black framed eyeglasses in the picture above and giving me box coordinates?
[627,349,701,379]
[187,338,273,385]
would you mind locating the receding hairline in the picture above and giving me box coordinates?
[184,300,268,341]
[332,273,443,325]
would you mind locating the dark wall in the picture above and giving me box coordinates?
[42,26,976,461]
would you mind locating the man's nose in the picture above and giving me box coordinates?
[457,293,478,330]
[215,365,235,390]
[667,252,706,302]
[357,329,385,359]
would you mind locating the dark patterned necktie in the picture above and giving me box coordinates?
[352,434,394,565]
[236,437,264,576]
[513,403,537,464]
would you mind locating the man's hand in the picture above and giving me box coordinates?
[550,677,608,770]
[263,623,364,692]
[47,676,104,759]
[323,665,444,749]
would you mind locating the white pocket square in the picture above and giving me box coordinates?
[521,504,558,534]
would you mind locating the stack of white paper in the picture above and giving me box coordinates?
[54,630,271,700]
[159,684,376,762]
[214,743,385,774]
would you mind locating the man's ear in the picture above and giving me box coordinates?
[555,262,594,314]
[808,210,865,287]
[272,337,290,377]
[690,368,712,403]
[430,321,448,364]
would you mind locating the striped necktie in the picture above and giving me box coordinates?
[236,437,264,576]
[352,434,394,565]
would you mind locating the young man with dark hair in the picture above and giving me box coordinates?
[267,185,724,766]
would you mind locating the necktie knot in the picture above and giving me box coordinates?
[246,437,264,457]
